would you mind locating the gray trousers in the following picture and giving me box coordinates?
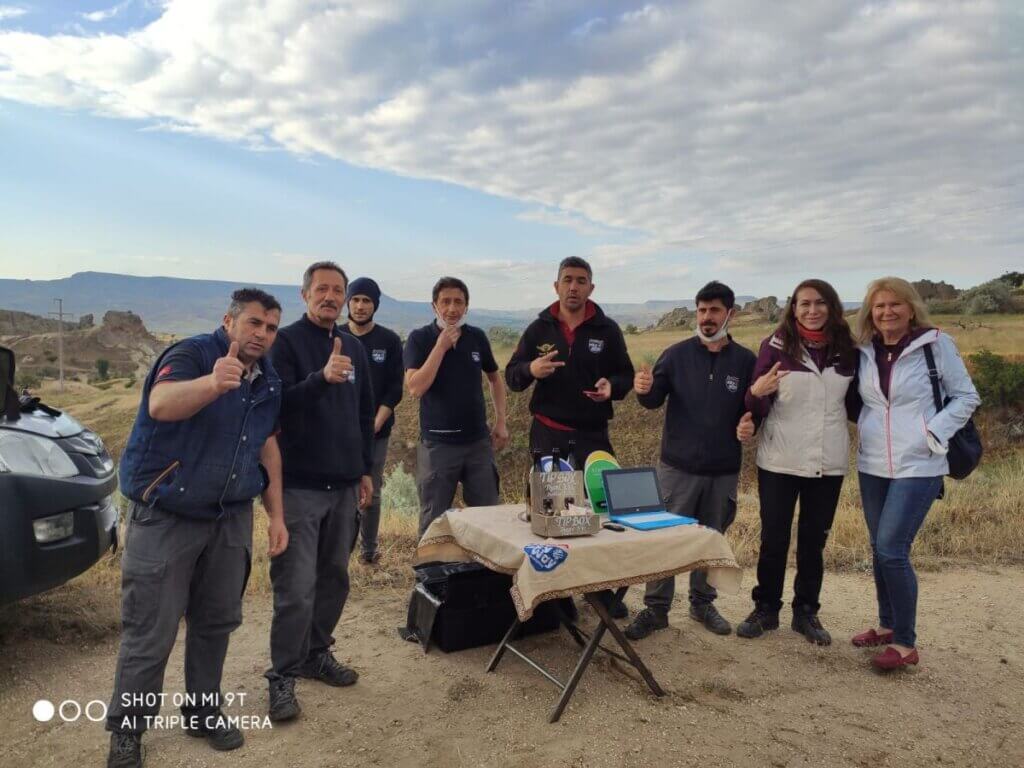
[107,502,253,733]
[643,463,738,612]
[417,437,499,537]
[357,436,390,558]
[267,485,358,680]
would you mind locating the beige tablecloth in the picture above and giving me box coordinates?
[416,505,743,620]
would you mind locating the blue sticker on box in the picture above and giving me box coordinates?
[524,544,568,572]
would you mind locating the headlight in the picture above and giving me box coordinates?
[33,511,75,543]
[0,432,79,478]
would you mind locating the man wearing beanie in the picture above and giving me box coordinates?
[346,277,403,565]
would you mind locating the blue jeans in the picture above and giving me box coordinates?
[858,473,942,648]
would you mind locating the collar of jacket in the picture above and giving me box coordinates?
[690,334,735,354]
[537,299,609,326]
[299,313,341,337]
[861,327,939,362]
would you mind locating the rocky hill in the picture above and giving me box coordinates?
[2,310,165,380]
[0,309,94,336]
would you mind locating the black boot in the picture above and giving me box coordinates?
[268,677,301,722]
[689,602,732,635]
[737,604,780,639]
[184,710,244,751]
[107,731,143,768]
[624,607,669,640]
[792,607,832,646]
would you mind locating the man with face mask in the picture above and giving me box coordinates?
[623,281,758,641]
[265,261,375,723]
[404,276,508,536]
[345,277,403,565]
[108,289,287,768]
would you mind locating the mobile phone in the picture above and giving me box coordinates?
[602,522,626,532]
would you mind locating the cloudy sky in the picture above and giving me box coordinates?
[1,0,1021,308]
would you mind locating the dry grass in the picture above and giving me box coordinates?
[30,312,1024,604]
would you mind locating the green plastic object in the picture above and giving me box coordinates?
[584,457,620,512]
[584,449,616,469]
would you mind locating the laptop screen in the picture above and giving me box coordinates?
[603,468,664,514]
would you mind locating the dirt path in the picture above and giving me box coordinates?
[2,567,1022,768]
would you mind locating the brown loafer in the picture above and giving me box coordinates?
[871,646,919,671]
[851,628,894,648]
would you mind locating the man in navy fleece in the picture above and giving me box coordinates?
[265,261,375,722]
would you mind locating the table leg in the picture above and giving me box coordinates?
[486,617,521,673]
[548,613,608,723]
[585,589,666,697]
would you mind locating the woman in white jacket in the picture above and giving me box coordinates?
[852,277,980,670]
[737,279,858,646]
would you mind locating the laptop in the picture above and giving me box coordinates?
[601,467,698,531]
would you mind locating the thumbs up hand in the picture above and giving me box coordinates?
[736,411,756,443]
[324,335,354,384]
[634,367,654,395]
[211,341,245,394]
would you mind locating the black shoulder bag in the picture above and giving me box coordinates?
[922,344,982,480]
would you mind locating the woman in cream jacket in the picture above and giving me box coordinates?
[738,279,858,646]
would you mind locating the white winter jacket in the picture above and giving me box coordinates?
[752,336,855,478]
[856,329,980,479]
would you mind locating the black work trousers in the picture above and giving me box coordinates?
[751,468,844,614]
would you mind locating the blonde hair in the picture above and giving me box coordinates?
[855,277,932,344]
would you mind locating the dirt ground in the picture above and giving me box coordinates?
[1,567,1022,768]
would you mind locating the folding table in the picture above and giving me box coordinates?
[416,504,742,722]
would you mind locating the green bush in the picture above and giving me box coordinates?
[961,280,1015,315]
[487,325,521,348]
[96,359,110,381]
[380,463,418,516]
[624,323,639,335]
[969,349,1024,408]
[14,369,41,391]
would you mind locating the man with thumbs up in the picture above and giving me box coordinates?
[624,281,757,642]
[109,288,286,766]
[266,261,375,723]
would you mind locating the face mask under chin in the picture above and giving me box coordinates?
[435,313,467,330]
[696,318,730,343]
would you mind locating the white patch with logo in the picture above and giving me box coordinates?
[372,349,386,363]
[588,338,604,354]
[725,374,739,393]
[472,350,481,363]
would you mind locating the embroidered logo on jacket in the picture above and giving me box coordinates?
[725,375,740,393]
[524,544,569,572]
[536,343,556,355]
[372,349,387,363]
[472,350,481,363]
[588,338,604,354]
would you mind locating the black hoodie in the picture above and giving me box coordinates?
[506,301,634,431]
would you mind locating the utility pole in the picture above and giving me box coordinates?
[48,299,75,393]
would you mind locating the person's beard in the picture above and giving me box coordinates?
[349,310,374,327]
[696,317,730,343]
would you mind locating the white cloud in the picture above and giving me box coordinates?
[0,0,1020,294]
[0,6,26,22]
